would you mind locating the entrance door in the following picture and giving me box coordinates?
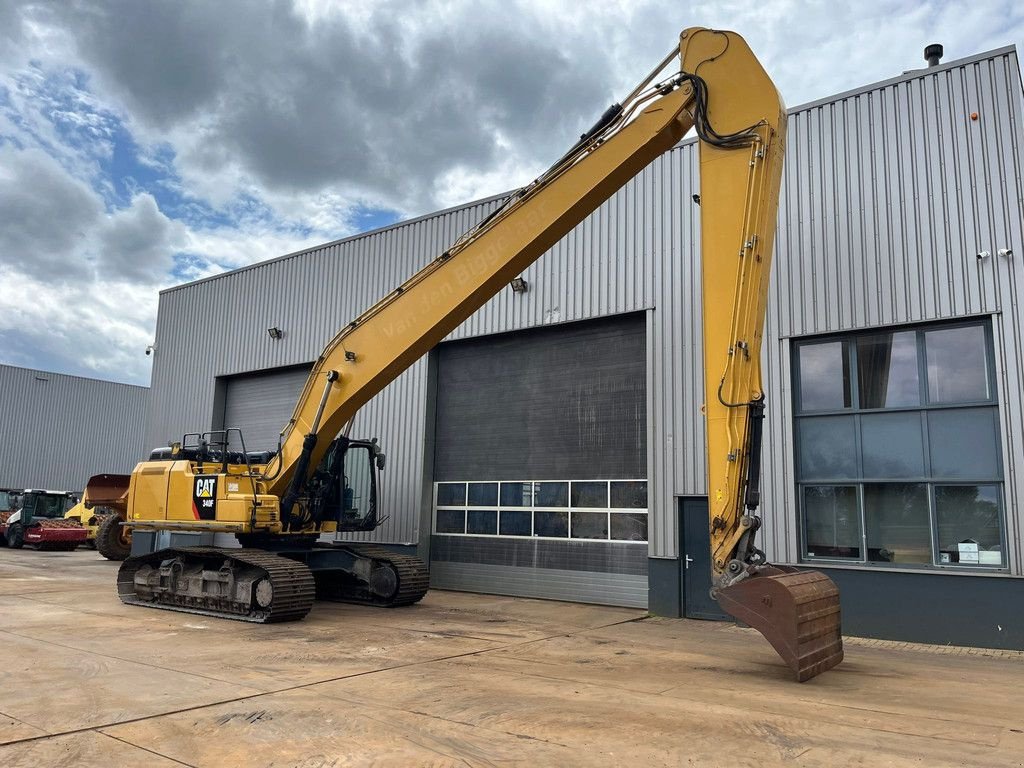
[680,497,728,620]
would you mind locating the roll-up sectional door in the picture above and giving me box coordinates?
[430,313,649,607]
[220,365,311,453]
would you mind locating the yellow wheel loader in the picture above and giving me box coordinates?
[90,27,841,680]
[77,474,132,559]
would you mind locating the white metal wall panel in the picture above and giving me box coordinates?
[0,364,148,490]
[146,48,1024,576]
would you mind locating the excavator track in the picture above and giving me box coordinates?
[117,547,315,623]
[315,543,430,607]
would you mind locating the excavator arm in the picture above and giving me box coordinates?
[262,52,702,502]
[123,27,842,678]
[687,32,844,681]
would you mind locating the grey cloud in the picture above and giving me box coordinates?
[0,146,100,281]
[40,0,231,127]
[0,145,185,285]
[96,192,186,282]
[30,1,616,212]
[0,2,24,57]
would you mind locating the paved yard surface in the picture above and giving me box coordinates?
[0,548,1022,767]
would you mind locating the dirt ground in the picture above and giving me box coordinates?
[0,548,1022,767]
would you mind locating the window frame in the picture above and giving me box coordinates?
[793,318,1007,572]
[793,319,998,415]
[432,479,649,544]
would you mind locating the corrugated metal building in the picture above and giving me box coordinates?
[0,364,148,491]
[145,47,1024,648]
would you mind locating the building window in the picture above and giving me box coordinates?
[433,480,648,543]
[794,319,1006,569]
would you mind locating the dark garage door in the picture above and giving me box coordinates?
[430,313,649,607]
[220,365,311,452]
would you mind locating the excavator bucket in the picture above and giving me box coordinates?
[715,566,843,682]
[83,473,131,513]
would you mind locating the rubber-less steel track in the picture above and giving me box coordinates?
[321,544,430,607]
[117,547,315,623]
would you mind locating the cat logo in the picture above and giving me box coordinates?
[192,475,218,520]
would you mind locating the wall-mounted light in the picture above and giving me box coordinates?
[267,326,284,340]
[509,277,529,293]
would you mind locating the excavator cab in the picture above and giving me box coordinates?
[303,436,383,533]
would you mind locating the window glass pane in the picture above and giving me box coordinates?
[610,481,647,509]
[499,510,532,536]
[436,483,466,506]
[798,416,858,479]
[803,486,861,559]
[467,482,498,506]
[926,325,990,403]
[571,511,608,539]
[499,482,533,507]
[927,408,1001,480]
[860,412,925,478]
[467,510,497,535]
[534,510,568,537]
[857,332,919,408]
[798,341,851,411]
[610,513,648,541]
[435,509,465,534]
[864,483,931,564]
[935,485,1003,566]
[571,481,607,508]
[535,482,568,507]
[344,446,374,521]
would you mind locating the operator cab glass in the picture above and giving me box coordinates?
[24,493,68,519]
[341,443,377,526]
[0,491,10,512]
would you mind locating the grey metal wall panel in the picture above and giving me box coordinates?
[0,364,148,491]
[145,48,1024,579]
[220,365,311,452]
[434,313,646,480]
[762,50,1024,574]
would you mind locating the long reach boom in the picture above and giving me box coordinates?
[106,27,843,680]
[266,27,842,680]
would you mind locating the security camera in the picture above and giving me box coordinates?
[998,248,1013,259]
[145,344,156,356]
[976,250,990,261]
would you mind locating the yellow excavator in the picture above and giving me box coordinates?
[93,27,842,681]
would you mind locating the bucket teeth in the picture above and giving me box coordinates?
[716,567,843,682]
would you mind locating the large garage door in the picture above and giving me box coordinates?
[430,313,649,607]
[220,365,311,452]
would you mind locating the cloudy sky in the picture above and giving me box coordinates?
[1,0,1022,386]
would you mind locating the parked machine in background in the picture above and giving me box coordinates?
[0,489,87,550]
[0,488,16,528]
[69,474,132,557]
[89,26,842,680]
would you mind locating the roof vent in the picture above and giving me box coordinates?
[924,43,943,67]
